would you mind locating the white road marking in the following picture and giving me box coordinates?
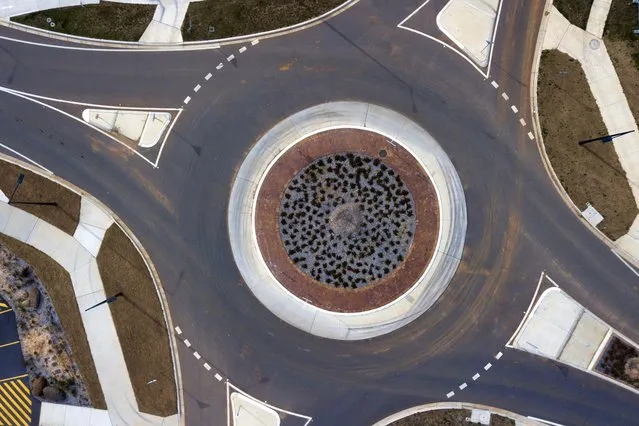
[0,142,53,174]
[484,362,492,370]
[216,63,224,70]
[194,352,201,360]
[528,131,535,140]
[519,118,526,126]
[495,351,503,359]
[611,249,639,277]
[227,54,235,62]
[239,46,247,53]
[251,39,260,45]
[204,363,211,371]
[205,73,212,80]
[446,391,455,398]
[491,81,499,88]
[501,92,509,100]
[215,373,223,381]
[472,373,480,381]
[174,326,182,335]
[153,108,184,168]
[511,105,518,113]
[506,271,546,348]
[193,84,201,92]
[184,339,191,348]
[527,416,566,426]
[183,96,191,104]
[459,383,467,390]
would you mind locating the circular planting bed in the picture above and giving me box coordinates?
[256,129,439,312]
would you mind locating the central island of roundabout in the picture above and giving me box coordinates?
[229,102,467,340]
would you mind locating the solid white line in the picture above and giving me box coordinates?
[183,96,191,104]
[511,105,518,113]
[495,351,503,359]
[491,81,499,88]
[216,63,224,70]
[193,84,201,92]
[153,108,183,168]
[506,272,545,347]
[528,131,535,140]
[0,142,53,174]
[193,352,201,360]
[251,39,260,46]
[227,54,235,61]
[205,73,212,80]
[519,118,527,126]
[484,363,492,370]
[545,274,559,287]
[228,382,313,421]
[527,416,566,426]
[203,363,211,371]
[239,46,247,53]
[184,339,191,348]
[611,249,639,277]
[398,0,431,27]
[174,326,182,335]
[501,92,509,100]
[485,0,505,78]
[472,373,480,381]
[446,391,455,398]
[215,373,223,381]
[459,383,467,390]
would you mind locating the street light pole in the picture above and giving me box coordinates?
[85,292,123,312]
[8,173,25,204]
[578,129,635,146]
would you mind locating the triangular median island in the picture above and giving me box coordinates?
[82,109,172,149]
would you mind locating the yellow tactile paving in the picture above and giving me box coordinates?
[0,379,31,426]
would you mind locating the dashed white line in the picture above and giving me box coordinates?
[227,54,235,62]
[446,391,455,398]
[183,96,191,105]
[184,339,191,348]
[215,373,224,381]
[511,105,518,113]
[527,131,535,140]
[193,84,201,93]
[495,351,503,360]
[203,363,211,371]
[484,362,492,371]
[251,39,260,46]
[194,351,201,360]
[491,81,499,89]
[459,383,467,390]
[472,373,480,381]
[216,63,224,70]
[501,92,509,101]
[239,46,247,53]
[205,73,212,81]
[174,326,182,335]
[519,118,527,126]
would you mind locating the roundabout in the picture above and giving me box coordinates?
[229,101,467,340]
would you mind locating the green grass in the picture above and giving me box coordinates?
[553,0,593,29]
[12,3,155,42]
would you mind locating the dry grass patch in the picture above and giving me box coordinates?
[538,50,637,239]
[0,235,106,409]
[97,225,176,417]
[553,0,593,29]
[0,162,80,235]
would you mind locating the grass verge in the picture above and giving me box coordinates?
[182,0,345,41]
[97,225,176,416]
[0,235,106,409]
[11,3,155,42]
[538,50,637,240]
[553,0,593,29]
[0,162,80,235]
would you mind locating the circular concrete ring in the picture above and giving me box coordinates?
[228,102,467,340]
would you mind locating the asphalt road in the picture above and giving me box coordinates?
[0,0,637,425]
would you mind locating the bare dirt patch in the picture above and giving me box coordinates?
[596,336,639,389]
[97,225,176,417]
[391,409,515,425]
[553,0,592,29]
[538,50,637,239]
[0,161,80,235]
[0,236,105,409]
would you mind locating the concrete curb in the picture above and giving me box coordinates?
[228,102,467,340]
[371,402,544,426]
[528,2,639,270]
[0,0,359,51]
[0,152,185,425]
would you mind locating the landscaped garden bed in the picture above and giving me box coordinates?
[537,50,637,239]
[595,335,639,389]
[0,236,106,408]
[390,409,515,425]
[97,224,176,416]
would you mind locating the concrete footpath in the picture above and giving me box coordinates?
[0,196,177,425]
[541,1,639,264]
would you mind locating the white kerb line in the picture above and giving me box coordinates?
[611,249,639,277]
[0,142,53,174]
